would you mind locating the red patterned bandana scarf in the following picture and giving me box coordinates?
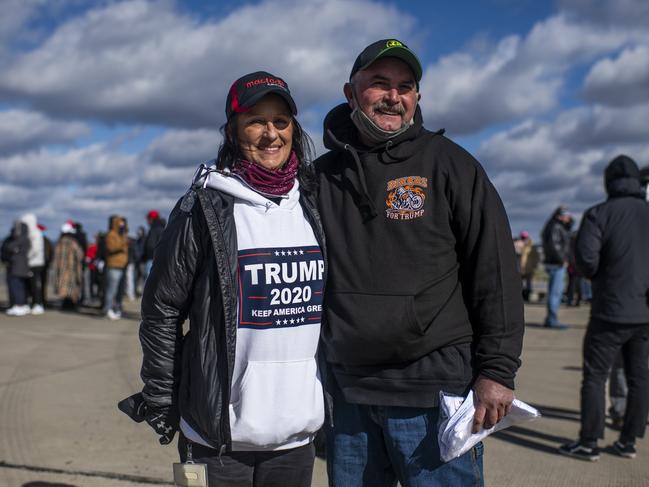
[232,150,299,196]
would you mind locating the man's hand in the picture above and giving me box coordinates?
[472,375,514,433]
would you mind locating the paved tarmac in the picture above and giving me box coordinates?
[0,298,648,487]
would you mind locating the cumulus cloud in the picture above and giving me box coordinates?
[0,144,139,187]
[555,103,649,148]
[0,109,88,156]
[559,0,649,28]
[583,45,649,106]
[420,14,649,134]
[0,0,45,52]
[0,144,180,236]
[0,0,416,129]
[419,35,560,133]
[477,108,649,235]
[144,128,221,167]
[141,164,194,191]
[2,0,649,240]
[0,183,46,211]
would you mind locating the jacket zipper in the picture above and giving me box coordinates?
[195,189,237,450]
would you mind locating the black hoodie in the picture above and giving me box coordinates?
[315,104,524,407]
[576,155,649,324]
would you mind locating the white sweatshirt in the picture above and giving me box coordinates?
[180,171,325,451]
[20,213,45,268]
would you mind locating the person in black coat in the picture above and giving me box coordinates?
[142,210,165,279]
[1,221,32,316]
[541,206,572,328]
[559,155,649,461]
[607,163,649,429]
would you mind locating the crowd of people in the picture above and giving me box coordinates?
[512,209,594,314]
[1,210,166,320]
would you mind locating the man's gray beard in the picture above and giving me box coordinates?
[350,107,413,146]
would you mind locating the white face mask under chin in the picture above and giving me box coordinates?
[348,86,414,146]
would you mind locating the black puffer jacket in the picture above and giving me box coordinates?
[576,155,649,323]
[139,181,326,451]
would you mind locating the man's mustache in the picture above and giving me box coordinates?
[372,101,406,116]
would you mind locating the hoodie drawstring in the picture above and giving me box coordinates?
[343,142,378,220]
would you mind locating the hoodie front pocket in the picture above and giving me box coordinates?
[229,358,324,448]
[325,292,424,365]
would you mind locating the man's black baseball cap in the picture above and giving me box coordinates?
[226,71,297,120]
[349,39,422,83]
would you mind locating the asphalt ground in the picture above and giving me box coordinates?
[0,297,648,487]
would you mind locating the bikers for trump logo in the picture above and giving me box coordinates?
[385,176,427,220]
[237,246,324,329]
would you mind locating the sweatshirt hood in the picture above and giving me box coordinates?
[604,154,644,198]
[20,213,40,235]
[203,168,300,211]
[12,221,28,238]
[109,215,124,232]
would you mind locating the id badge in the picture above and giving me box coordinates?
[173,440,209,487]
[173,461,208,487]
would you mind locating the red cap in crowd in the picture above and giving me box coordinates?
[147,210,160,220]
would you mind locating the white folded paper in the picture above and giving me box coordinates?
[438,390,540,462]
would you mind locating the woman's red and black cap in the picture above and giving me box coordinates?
[226,71,297,119]
[349,39,422,83]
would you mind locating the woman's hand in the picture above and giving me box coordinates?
[145,404,180,445]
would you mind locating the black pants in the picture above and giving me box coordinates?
[28,266,45,306]
[178,434,315,487]
[580,318,649,444]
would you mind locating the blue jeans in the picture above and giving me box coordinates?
[581,279,592,301]
[103,267,124,313]
[325,387,484,487]
[7,275,27,306]
[545,265,566,326]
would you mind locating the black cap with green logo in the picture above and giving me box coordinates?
[349,38,422,82]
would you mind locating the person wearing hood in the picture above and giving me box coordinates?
[19,213,46,314]
[52,222,84,310]
[315,39,524,485]
[559,155,649,462]
[104,215,128,320]
[515,231,539,302]
[133,72,325,486]
[606,164,649,428]
[1,220,32,316]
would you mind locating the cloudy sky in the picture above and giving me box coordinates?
[1,0,648,241]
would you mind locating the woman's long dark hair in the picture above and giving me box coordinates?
[215,114,317,194]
